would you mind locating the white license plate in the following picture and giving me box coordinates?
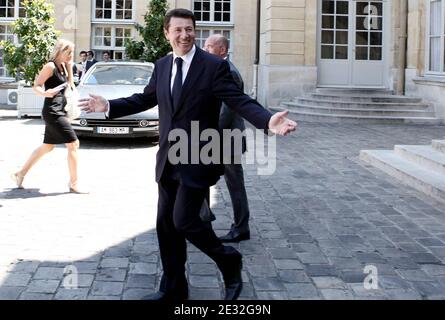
[97,127,130,134]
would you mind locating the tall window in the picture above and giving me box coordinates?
[0,0,25,78]
[193,0,233,55]
[94,0,133,20]
[92,0,135,60]
[426,0,445,74]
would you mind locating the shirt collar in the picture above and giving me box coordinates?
[173,45,196,66]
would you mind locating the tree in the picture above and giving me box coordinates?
[135,0,171,62]
[0,0,60,85]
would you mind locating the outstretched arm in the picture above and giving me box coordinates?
[213,60,297,136]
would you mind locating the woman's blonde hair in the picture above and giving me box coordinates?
[50,39,74,62]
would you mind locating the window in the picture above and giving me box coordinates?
[92,25,132,60]
[193,1,234,56]
[0,0,25,18]
[94,0,133,20]
[195,28,233,54]
[194,0,232,23]
[426,0,445,73]
[0,1,24,78]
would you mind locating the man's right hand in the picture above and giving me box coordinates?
[78,94,109,113]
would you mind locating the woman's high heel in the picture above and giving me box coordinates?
[11,172,24,189]
[68,182,89,194]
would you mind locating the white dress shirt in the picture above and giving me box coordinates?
[105,45,197,116]
[170,45,196,92]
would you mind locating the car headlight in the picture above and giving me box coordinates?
[139,120,159,127]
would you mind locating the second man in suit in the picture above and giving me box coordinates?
[204,34,251,243]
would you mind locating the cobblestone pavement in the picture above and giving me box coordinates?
[1,107,445,300]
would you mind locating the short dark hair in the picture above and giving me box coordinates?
[79,51,87,56]
[87,50,94,57]
[164,8,196,30]
[103,51,110,56]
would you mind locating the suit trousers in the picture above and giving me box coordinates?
[157,174,240,296]
[223,163,250,234]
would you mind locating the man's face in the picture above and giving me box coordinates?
[87,52,93,60]
[204,37,225,58]
[80,53,87,62]
[164,17,195,56]
[103,53,110,61]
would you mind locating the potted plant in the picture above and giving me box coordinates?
[0,0,60,118]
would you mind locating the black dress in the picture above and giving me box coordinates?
[41,62,77,144]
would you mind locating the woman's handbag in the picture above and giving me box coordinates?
[61,62,81,120]
[64,85,81,120]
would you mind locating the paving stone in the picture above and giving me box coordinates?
[312,277,347,289]
[0,287,24,300]
[100,258,129,269]
[189,275,220,288]
[54,288,89,300]
[339,270,367,283]
[396,269,435,282]
[189,288,223,300]
[284,283,320,299]
[409,281,445,299]
[125,274,156,289]
[251,277,286,291]
[90,281,124,296]
[34,267,65,280]
[122,288,155,300]
[378,276,412,290]
[256,291,289,300]
[305,264,338,277]
[320,289,355,300]
[421,264,445,276]
[246,264,278,277]
[19,292,53,300]
[415,238,445,247]
[96,268,127,282]
[8,261,39,273]
[409,253,442,264]
[189,263,218,276]
[385,289,422,300]
[278,270,311,283]
[129,263,157,275]
[27,280,60,294]
[273,259,304,270]
[1,273,32,286]
[296,253,329,264]
[71,262,99,274]
[267,248,299,259]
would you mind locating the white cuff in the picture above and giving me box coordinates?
[104,100,110,117]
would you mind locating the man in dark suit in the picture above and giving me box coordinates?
[79,8,296,301]
[86,50,97,72]
[204,34,251,243]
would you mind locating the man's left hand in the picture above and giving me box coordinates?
[268,110,297,136]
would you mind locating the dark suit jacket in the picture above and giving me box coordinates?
[109,47,272,188]
[219,60,247,159]
[86,59,97,72]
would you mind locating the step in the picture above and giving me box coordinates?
[394,145,445,175]
[270,106,443,125]
[294,98,432,111]
[309,93,423,103]
[281,102,434,117]
[360,149,445,204]
[315,88,394,95]
[432,140,445,153]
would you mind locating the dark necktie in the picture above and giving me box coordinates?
[172,57,183,113]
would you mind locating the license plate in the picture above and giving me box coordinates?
[97,127,129,134]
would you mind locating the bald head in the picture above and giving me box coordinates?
[204,34,229,58]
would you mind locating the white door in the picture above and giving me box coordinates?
[318,0,388,87]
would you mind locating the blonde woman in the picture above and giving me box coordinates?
[11,39,87,194]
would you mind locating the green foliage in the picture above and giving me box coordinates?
[135,0,171,62]
[124,39,145,60]
[0,0,60,85]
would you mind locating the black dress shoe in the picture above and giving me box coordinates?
[219,230,250,243]
[141,291,188,301]
[220,252,243,300]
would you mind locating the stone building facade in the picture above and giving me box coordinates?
[1,1,445,120]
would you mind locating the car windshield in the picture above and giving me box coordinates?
[83,64,153,85]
